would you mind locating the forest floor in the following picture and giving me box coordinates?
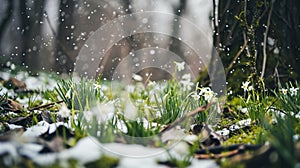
[0,66,300,168]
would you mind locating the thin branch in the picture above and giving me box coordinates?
[28,100,64,111]
[160,103,211,133]
[273,61,280,86]
[226,31,248,76]
[212,0,220,53]
[273,10,292,30]
[261,1,274,79]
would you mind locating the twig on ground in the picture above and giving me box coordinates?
[28,100,64,111]
[160,103,211,133]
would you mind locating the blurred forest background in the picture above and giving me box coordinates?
[0,0,299,93]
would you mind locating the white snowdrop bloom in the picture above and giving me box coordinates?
[83,110,94,122]
[191,93,200,100]
[216,128,230,136]
[136,99,144,105]
[241,108,248,114]
[136,118,150,128]
[124,100,137,120]
[290,87,299,96]
[126,85,135,93]
[101,84,108,91]
[241,81,250,92]
[181,73,191,81]
[180,80,194,91]
[248,85,254,91]
[65,89,71,98]
[295,112,300,119]
[271,118,277,124]
[93,83,102,90]
[92,101,115,122]
[293,134,300,141]
[174,61,185,72]
[172,141,189,156]
[132,73,143,82]
[281,88,288,95]
[147,80,156,88]
[116,120,128,133]
[57,104,71,118]
[199,87,214,101]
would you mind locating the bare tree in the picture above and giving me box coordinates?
[20,0,47,74]
[0,0,14,56]
[55,0,76,73]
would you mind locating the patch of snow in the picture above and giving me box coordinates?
[48,122,69,134]
[6,123,23,130]
[19,143,44,155]
[58,136,102,164]
[118,157,168,168]
[101,143,166,158]
[161,127,186,143]
[22,121,50,138]
[0,142,18,166]
[22,151,57,166]
[188,159,219,168]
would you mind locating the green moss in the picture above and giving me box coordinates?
[85,155,119,168]
[223,126,266,146]
[220,158,246,168]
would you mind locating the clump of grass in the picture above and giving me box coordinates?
[0,89,8,113]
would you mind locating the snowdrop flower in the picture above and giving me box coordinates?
[241,107,248,114]
[147,80,156,88]
[65,89,71,99]
[57,104,71,118]
[93,83,101,90]
[199,87,215,101]
[248,85,253,91]
[124,100,137,120]
[295,112,300,119]
[241,81,251,92]
[83,110,94,122]
[290,87,299,96]
[293,134,300,141]
[181,73,191,81]
[174,61,185,72]
[191,93,200,100]
[92,101,115,122]
[126,85,135,93]
[180,80,194,91]
[281,88,288,95]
